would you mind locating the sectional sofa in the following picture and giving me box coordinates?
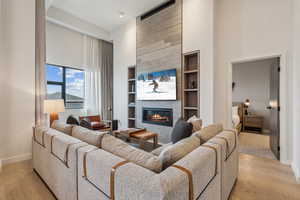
[32,121,238,200]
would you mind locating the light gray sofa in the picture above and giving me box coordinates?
[32,121,238,200]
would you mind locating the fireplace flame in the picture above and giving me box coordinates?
[151,114,169,122]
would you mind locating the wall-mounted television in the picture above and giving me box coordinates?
[137,68,177,101]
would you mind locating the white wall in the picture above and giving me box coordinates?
[232,59,276,131]
[292,0,300,181]
[214,0,293,164]
[0,0,35,164]
[111,20,136,129]
[182,0,214,126]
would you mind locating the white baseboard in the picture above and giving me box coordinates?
[1,153,32,166]
[292,162,300,183]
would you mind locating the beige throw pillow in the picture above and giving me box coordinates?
[51,120,73,135]
[159,136,201,169]
[187,116,203,132]
[101,135,162,173]
[193,124,223,143]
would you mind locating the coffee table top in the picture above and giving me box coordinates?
[131,131,158,140]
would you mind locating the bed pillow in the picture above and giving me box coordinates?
[187,115,202,132]
[171,118,193,144]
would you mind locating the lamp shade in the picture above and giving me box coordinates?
[44,99,65,114]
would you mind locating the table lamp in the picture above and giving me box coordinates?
[244,99,250,115]
[44,99,65,125]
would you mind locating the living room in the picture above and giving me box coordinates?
[1,0,300,200]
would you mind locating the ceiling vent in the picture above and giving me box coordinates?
[141,0,176,20]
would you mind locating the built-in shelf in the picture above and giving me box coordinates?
[184,89,198,92]
[128,66,136,128]
[184,69,198,74]
[182,51,200,120]
[184,107,198,110]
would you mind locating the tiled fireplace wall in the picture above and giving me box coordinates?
[136,0,182,143]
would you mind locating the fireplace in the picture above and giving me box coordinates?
[142,108,173,127]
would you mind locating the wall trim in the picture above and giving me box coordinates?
[1,153,32,166]
[292,162,300,183]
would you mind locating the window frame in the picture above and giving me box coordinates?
[46,63,85,109]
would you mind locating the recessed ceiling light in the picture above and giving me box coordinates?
[119,12,125,18]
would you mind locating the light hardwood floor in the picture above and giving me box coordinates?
[0,154,299,200]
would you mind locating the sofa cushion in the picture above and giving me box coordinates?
[34,126,48,146]
[72,126,106,147]
[187,115,202,132]
[101,134,162,173]
[51,133,82,166]
[151,143,172,156]
[51,120,73,135]
[171,118,193,144]
[193,124,223,143]
[159,136,201,169]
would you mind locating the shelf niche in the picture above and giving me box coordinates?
[182,51,200,120]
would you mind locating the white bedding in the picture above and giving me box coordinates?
[232,115,240,128]
[232,106,240,128]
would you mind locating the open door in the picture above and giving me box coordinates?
[268,58,280,160]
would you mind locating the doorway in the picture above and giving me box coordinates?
[231,57,280,160]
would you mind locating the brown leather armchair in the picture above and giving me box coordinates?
[79,115,111,131]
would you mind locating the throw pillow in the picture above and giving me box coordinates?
[187,115,202,132]
[66,115,79,125]
[171,118,193,144]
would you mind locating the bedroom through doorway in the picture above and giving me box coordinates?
[231,57,280,160]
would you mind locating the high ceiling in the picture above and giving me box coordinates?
[49,0,168,32]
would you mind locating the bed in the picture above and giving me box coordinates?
[232,102,244,134]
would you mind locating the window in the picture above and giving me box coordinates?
[46,64,85,109]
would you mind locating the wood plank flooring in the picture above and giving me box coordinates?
[0,154,299,200]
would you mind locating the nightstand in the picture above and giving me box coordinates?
[243,115,264,133]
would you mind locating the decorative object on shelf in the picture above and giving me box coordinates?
[44,99,65,126]
[244,99,250,115]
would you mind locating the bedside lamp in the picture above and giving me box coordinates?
[244,99,250,115]
[44,99,65,125]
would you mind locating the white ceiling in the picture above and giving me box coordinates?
[50,0,168,32]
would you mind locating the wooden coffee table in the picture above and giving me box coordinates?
[113,128,158,149]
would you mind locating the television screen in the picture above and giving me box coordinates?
[137,68,177,101]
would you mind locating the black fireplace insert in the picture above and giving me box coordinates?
[142,107,173,127]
